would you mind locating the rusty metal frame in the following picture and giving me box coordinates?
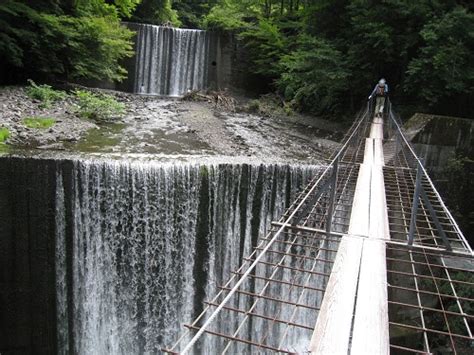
[384,102,473,354]
[386,244,473,354]
[162,106,370,354]
[162,101,472,354]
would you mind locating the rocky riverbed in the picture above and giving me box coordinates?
[0,86,345,162]
[0,86,97,147]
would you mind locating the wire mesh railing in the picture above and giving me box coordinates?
[163,105,371,354]
[381,100,473,354]
[163,98,471,354]
[387,245,473,354]
[383,101,472,254]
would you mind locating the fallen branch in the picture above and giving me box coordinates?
[182,90,236,112]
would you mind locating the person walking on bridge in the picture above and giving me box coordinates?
[369,78,389,118]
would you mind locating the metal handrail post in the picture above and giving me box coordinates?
[419,188,453,251]
[408,161,423,245]
[395,133,399,168]
[326,156,339,237]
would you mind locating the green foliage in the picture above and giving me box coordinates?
[246,99,260,113]
[242,94,293,117]
[200,0,472,116]
[132,0,181,26]
[112,0,142,18]
[442,154,473,238]
[74,90,125,121]
[239,19,285,78]
[0,0,135,83]
[278,35,349,114]
[0,128,10,143]
[23,117,56,129]
[405,7,474,106]
[202,0,248,30]
[26,80,67,107]
[172,0,218,28]
[39,14,134,81]
[432,270,473,348]
[2,0,472,117]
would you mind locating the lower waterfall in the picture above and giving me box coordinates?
[52,159,317,354]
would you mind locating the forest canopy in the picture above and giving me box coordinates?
[0,0,138,82]
[1,0,473,117]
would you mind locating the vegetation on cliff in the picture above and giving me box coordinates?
[0,0,137,83]
[1,1,472,117]
[191,0,473,117]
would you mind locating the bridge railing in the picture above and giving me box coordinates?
[165,99,471,354]
[384,100,472,254]
[382,101,473,354]
[164,104,373,354]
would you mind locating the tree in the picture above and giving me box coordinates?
[132,0,181,26]
[0,0,136,83]
[239,19,285,78]
[277,35,349,114]
[171,0,219,28]
[405,7,474,114]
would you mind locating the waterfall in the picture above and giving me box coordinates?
[52,159,317,354]
[133,24,211,96]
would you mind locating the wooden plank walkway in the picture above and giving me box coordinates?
[164,103,473,354]
[310,115,390,354]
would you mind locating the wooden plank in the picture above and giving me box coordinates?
[309,236,363,354]
[348,162,371,236]
[369,164,390,239]
[351,118,390,354]
[373,137,385,165]
[311,117,390,354]
[363,138,374,164]
[369,120,390,239]
[369,117,384,139]
[350,239,389,354]
[311,154,371,353]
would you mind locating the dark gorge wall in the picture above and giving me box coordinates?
[0,157,315,354]
[0,158,66,354]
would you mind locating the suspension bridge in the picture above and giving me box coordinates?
[164,101,473,354]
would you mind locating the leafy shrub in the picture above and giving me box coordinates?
[246,99,260,113]
[23,117,56,129]
[42,14,134,82]
[133,0,181,27]
[242,94,293,117]
[203,1,247,31]
[277,35,349,115]
[0,128,10,143]
[239,19,285,78]
[0,1,134,83]
[404,7,474,107]
[74,90,125,121]
[26,80,67,108]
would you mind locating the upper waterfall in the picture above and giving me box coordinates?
[133,24,212,96]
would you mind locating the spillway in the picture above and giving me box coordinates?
[133,24,212,96]
[0,157,317,353]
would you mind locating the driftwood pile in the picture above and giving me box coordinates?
[182,90,236,112]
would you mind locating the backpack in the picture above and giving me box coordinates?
[376,85,385,96]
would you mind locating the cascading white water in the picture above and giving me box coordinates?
[55,172,69,354]
[55,160,316,354]
[134,24,211,96]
